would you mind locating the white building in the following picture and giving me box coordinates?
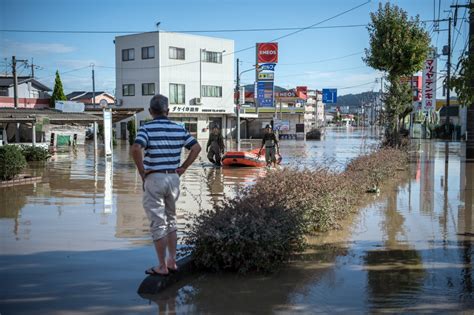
[304,90,324,130]
[115,31,235,140]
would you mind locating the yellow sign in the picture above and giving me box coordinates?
[258,73,274,80]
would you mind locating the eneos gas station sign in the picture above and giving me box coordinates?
[257,42,278,63]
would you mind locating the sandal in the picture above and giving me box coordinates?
[145,267,169,276]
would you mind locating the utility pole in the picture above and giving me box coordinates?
[12,56,18,109]
[236,58,240,150]
[445,16,452,135]
[30,58,36,78]
[91,64,96,108]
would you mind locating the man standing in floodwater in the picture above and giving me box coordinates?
[206,125,225,166]
[131,94,201,276]
[258,124,279,167]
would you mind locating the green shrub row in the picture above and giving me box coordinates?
[185,148,409,274]
[20,145,51,161]
[0,145,27,180]
[0,145,51,181]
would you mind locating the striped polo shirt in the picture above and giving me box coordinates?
[134,117,198,171]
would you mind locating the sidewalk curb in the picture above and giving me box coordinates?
[137,255,195,295]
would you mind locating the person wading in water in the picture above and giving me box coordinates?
[258,124,280,168]
[206,125,225,166]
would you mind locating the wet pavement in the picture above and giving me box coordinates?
[1,128,473,314]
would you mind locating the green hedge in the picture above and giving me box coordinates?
[21,145,51,161]
[0,145,27,180]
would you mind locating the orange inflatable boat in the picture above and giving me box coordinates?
[222,148,281,167]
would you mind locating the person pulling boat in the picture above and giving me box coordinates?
[206,125,225,166]
[258,124,280,168]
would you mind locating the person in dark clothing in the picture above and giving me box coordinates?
[258,124,279,167]
[206,125,225,166]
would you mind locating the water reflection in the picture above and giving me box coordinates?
[2,130,474,313]
[138,140,474,313]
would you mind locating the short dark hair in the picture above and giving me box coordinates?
[149,94,169,115]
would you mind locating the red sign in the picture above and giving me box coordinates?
[296,86,308,100]
[257,42,278,63]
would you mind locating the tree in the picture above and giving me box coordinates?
[364,3,430,146]
[50,70,67,107]
[451,54,474,107]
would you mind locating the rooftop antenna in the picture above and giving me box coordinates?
[156,22,161,31]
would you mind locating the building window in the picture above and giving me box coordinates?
[122,48,135,61]
[169,83,185,104]
[202,50,222,63]
[142,46,155,59]
[142,83,155,96]
[172,117,198,137]
[202,85,222,97]
[122,84,135,96]
[0,87,8,96]
[169,47,185,60]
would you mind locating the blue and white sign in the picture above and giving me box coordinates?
[257,81,274,107]
[259,63,276,71]
[322,89,337,104]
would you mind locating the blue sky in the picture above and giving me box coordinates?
[0,0,469,96]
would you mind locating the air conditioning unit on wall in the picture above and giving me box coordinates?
[193,98,202,105]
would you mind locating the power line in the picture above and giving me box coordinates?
[95,1,371,71]
[0,24,369,34]
[278,51,364,66]
[337,81,376,90]
[0,18,459,35]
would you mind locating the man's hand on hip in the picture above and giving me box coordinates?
[176,167,186,176]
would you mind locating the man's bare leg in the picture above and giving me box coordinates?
[166,231,178,270]
[151,236,169,274]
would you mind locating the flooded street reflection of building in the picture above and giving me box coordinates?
[1,130,473,314]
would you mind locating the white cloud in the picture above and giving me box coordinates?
[2,40,76,55]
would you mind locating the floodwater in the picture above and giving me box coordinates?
[1,128,473,314]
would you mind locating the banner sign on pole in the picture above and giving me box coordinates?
[322,89,337,103]
[259,63,276,71]
[103,109,113,156]
[258,72,275,80]
[239,86,245,105]
[422,50,437,111]
[257,81,274,107]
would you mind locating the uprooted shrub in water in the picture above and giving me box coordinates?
[186,148,409,274]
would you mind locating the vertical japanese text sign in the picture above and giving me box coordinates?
[422,50,437,111]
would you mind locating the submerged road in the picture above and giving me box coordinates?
[1,128,472,314]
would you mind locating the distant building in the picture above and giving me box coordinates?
[0,76,51,108]
[67,91,115,107]
[114,31,234,140]
[305,90,324,130]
